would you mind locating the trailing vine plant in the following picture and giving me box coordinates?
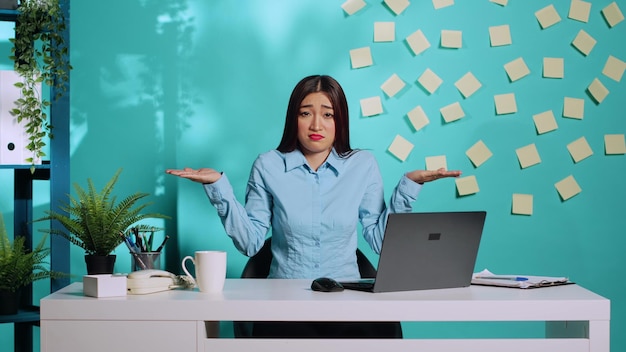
[9,0,71,170]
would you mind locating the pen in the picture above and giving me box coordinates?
[120,232,147,270]
[475,276,528,281]
[155,235,170,253]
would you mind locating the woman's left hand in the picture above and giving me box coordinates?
[406,168,462,184]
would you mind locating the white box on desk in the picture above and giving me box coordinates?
[83,274,127,298]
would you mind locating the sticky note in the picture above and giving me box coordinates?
[572,30,596,56]
[587,78,609,104]
[350,47,373,69]
[494,93,517,115]
[567,136,593,163]
[455,72,482,98]
[433,0,454,10]
[543,57,564,78]
[388,135,414,161]
[569,0,591,23]
[535,4,561,29]
[516,144,541,169]
[360,96,383,117]
[533,110,558,134]
[602,2,624,27]
[418,68,443,94]
[504,57,530,82]
[342,0,367,15]
[440,102,465,123]
[555,175,581,201]
[605,134,626,154]
[425,155,447,171]
[602,55,626,82]
[489,25,512,47]
[441,30,462,48]
[512,194,533,215]
[456,175,479,196]
[384,0,410,15]
[381,73,406,97]
[374,22,396,42]
[563,97,584,119]
[406,29,431,56]
[407,105,430,131]
[466,140,492,167]
[490,0,508,6]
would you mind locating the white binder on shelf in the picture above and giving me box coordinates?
[0,70,41,165]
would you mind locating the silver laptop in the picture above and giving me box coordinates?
[340,211,487,293]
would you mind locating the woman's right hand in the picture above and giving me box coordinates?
[165,167,222,184]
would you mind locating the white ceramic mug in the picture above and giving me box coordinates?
[181,251,227,293]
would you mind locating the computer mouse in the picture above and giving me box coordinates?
[311,277,344,292]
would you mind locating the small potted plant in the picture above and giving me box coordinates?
[35,169,168,274]
[0,213,64,315]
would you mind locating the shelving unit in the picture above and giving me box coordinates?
[0,1,70,351]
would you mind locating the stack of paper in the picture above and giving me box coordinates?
[472,269,571,289]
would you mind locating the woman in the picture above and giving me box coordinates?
[166,75,460,337]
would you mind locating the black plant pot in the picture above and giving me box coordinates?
[0,289,20,315]
[85,255,116,275]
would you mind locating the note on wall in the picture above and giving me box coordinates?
[374,22,395,42]
[572,30,596,56]
[568,0,591,23]
[360,96,383,117]
[494,93,517,115]
[350,47,373,69]
[533,110,558,134]
[418,68,443,94]
[504,57,530,82]
[543,57,564,79]
[440,102,465,122]
[516,143,541,169]
[466,140,493,167]
[555,175,581,201]
[407,105,430,131]
[602,2,624,28]
[512,193,533,215]
[563,97,584,119]
[489,25,512,47]
[425,155,447,170]
[388,134,414,161]
[441,30,462,48]
[384,0,410,15]
[604,134,626,154]
[342,0,367,15]
[455,72,482,98]
[587,78,609,103]
[456,175,479,196]
[406,29,431,56]
[381,73,406,97]
[567,136,593,163]
[602,55,626,82]
[535,4,561,29]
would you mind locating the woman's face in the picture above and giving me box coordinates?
[297,92,336,162]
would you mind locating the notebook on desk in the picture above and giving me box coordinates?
[340,211,487,293]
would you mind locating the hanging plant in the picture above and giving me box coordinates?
[9,0,71,169]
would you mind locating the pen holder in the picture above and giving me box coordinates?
[131,252,161,271]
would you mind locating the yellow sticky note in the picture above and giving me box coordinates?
[602,55,626,82]
[563,97,584,119]
[504,57,530,82]
[384,0,410,15]
[516,144,541,169]
[406,29,431,56]
[555,175,581,201]
[587,78,609,104]
[569,0,591,23]
[489,25,512,47]
[466,140,493,167]
[572,30,596,56]
[440,102,465,123]
[407,105,430,131]
[455,72,482,98]
[342,0,367,15]
[425,155,447,171]
[543,57,564,78]
[360,96,383,117]
[349,47,373,69]
[533,110,558,134]
[374,22,395,42]
[512,194,533,215]
[418,68,443,94]
[535,4,561,29]
[456,175,479,196]
[381,73,406,98]
[604,134,626,154]
[494,93,517,115]
[602,2,624,27]
[433,0,454,10]
[388,135,414,162]
[567,136,593,163]
[441,30,462,48]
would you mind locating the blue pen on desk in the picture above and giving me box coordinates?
[120,232,147,270]
[476,276,528,281]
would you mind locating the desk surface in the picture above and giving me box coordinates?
[41,279,609,322]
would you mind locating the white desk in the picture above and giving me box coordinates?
[40,279,610,352]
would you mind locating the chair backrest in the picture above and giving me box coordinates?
[240,237,377,279]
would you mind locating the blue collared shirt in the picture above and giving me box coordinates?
[204,149,421,279]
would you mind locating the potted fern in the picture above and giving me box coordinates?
[0,213,64,315]
[9,0,71,169]
[35,169,168,274]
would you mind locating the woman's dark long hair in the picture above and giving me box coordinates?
[277,75,353,156]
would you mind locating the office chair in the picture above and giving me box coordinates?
[233,237,403,338]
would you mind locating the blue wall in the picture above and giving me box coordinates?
[1,0,625,349]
